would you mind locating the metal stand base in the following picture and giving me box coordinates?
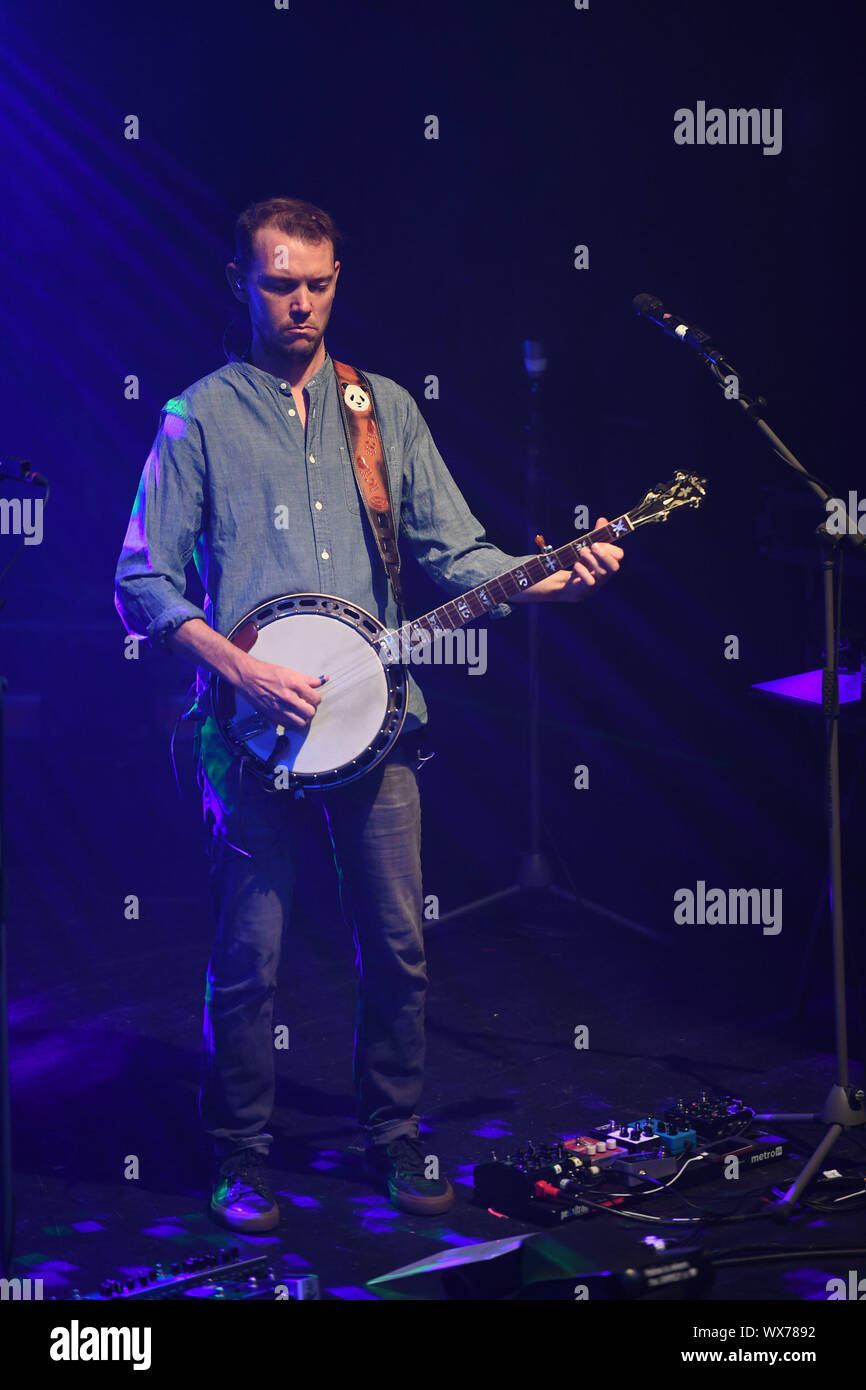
[436,356,657,941]
[437,847,658,938]
[758,1083,866,1216]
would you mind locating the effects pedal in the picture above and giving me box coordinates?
[589,1117,699,1157]
[661,1091,752,1140]
[473,1138,625,1224]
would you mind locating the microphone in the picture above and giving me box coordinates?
[632,293,726,364]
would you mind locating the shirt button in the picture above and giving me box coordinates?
[279,382,288,391]
[288,408,296,417]
[321,549,330,560]
[315,501,323,510]
[309,454,316,463]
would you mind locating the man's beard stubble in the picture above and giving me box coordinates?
[278,328,322,363]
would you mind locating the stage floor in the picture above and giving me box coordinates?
[7,880,864,1302]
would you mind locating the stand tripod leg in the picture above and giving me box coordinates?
[770,540,866,1214]
[0,677,12,1276]
[436,884,522,925]
[774,1123,844,1215]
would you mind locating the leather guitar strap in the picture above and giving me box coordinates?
[332,359,405,619]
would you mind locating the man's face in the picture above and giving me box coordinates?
[229,226,340,366]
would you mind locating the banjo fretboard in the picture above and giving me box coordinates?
[388,514,634,652]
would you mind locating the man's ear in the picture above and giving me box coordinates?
[226,261,247,302]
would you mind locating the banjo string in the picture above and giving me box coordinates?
[302,633,436,689]
[254,622,462,722]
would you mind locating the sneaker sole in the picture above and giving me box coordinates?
[388,1181,455,1216]
[209,1199,280,1234]
[358,1150,457,1215]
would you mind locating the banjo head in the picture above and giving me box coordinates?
[214,594,408,789]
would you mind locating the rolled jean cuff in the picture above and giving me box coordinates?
[363,1116,420,1147]
[214,1132,274,1161]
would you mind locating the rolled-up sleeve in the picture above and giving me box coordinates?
[398,392,532,616]
[114,398,209,648]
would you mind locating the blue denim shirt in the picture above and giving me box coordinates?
[114,349,530,756]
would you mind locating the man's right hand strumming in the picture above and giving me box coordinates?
[168,617,326,730]
[239,659,327,731]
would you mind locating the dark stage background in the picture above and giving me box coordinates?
[1,0,864,1306]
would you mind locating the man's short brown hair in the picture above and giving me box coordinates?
[233,196,342,270]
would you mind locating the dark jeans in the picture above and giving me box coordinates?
[198,736,427,1161]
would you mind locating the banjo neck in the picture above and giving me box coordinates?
[388,514,634,654]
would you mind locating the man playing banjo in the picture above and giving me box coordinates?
[114,196,623,1233]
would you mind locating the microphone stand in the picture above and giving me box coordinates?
[437,347,650,937]
[0,670,9,1278]
[0,460,50,1276]
[672,348,865,1213]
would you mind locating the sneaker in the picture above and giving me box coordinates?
[364,1134,455,1215]
[210,1148,280,1233]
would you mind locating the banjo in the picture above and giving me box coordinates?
[213,470,706,790]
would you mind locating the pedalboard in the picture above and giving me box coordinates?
[473,1092,789,1224]
[75,1250,320,1301]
